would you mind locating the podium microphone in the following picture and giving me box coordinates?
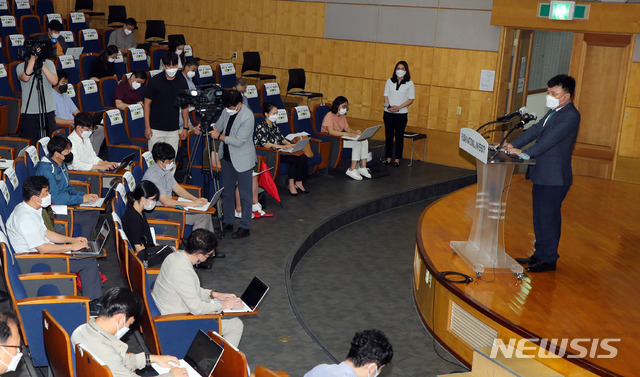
[514,113,537,128]
[496,107,527,122]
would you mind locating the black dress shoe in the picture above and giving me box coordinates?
[295,184,309,194]
[232,227,250,239]
[526,262,556,273]
[289,190,298,197]
[516,256,538,265]
[392,161,400,167]
[382,160,391,165]
[196,261,213,269]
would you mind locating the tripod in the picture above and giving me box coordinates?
[21,58,49,141]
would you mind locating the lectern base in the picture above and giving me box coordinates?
[450,241,523,277]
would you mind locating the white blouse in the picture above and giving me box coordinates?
[384,78,415,114]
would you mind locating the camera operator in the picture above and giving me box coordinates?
[17,40,58,145]
[178,57,199,131]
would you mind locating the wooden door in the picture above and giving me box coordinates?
[509,30,534,113]
[569,34,632,179]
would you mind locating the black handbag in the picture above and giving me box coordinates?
[137,244,173,268]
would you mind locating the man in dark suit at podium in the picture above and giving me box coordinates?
[504,74,580,273]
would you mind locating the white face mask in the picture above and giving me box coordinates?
[51,32,60,39]
[176,49,183,56]
[0,347,22,373]
[268,114,278,123]
[123,28,133,36]
[143,198,156,211]
[545,94,564,110]
[186,70,196,78]
[226,108,238,116]
[40,194,51,208]
[115,317,130,340]
[163,161,175,171]
[338,108,347,115]
[81,130,93,139]
[395,69,406,78]
[367,365,380,377]
[165,68,178,77]
[108,57,116,63]
[131,81,141,90]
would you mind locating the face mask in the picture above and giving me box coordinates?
[396,69,406,78]
[108,58,116,63]
[367,365,380,377]
[546,94,564,110]
[63,152,73,164]
[58,84,68,93]
[143,199,156,211]
[268,114,278,123]
[114,317,130,340]
[131,81,141,90]
[186,71,196,78]
[0,347,22,373]
[81,130,93,139]
[165,68,178,77]
[123,28,132,36]
[226,108,238,116]
[40,194,51,208]
[163,161,175,171]
[51,32,60,40]
[338,108,347,115]
[175,49,183,56]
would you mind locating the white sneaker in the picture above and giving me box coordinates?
[235,210,255,219]
[252,203,262,212]
[358,167,372,179]
[346,168,363,181]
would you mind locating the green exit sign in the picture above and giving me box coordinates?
[539,2,589,20]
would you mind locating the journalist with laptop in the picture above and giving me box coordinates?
[68,112,118,171]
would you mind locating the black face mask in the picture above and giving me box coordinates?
[58,84,68,93]
[63,152,73,164]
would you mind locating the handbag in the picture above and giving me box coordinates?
[137,244,173,268]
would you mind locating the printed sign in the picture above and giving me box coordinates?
[66,85,76,97]
[82,29,98,41]
[81,80,97,94]
[46,13,62,23]
[70,12,86,24]
[59,55,75,68]
[459,128,488,164]
[149,70,162,77]
[107,109,123,125]
[115,51,124,63]
[123,171,135,191]
[219,62,235,76]
[38,137,49,154]
[0,181,9,203]
[276,109,288,124]
[128,104,143,120]
[60,31,74,43]
[184,45,193,57]
[197,65,212,78]
[245,85,258,98]
[130,48,146,62]
[264,82,280,96]
[115,183,126,203]
[9,34,23,47]
[4,167,17,190]
[0,64,6,78]
[14,0,29,10]
[111,212,121,227]
[1,16,16,28]
[143,151,154,167]
[295,106,310,120]
[0,0,7,10]
[25,146,38,166]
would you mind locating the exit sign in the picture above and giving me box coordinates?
[538,2,589,20]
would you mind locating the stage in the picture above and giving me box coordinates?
[413,175,640,377]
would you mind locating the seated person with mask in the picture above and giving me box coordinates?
[36,135,100,239]
[152,229,244,347]
[47,20,68,56]
[71,287,187,377]
[68,112,118,171]
[108,18,137,54]
[114,70,146,110]
[0,311,22,374]
[6,176,104,313]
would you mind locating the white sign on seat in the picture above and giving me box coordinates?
[295,106,310,120]
[81,80,97,94]
[264,82,280,96]
[219,63,235,76]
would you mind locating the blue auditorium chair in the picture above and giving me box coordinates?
[102,109,144,166]
[127,48,150,72]
[79,28,101,54]
[99,76,118,108]
[260,82,285,110]
[42,309,77,377]
[13,2,33,30]
[19,15,42,38]
[0,15,18,38]
[313,103,345,169]
[196,64,215,86]
[150,45,167,70]
[35,0,55,20]
[78,52,98,80]
[66,12,88,37]
[216,63,236,89]
[124,104,147,147]
[245,84,262,114]
[77,79,104,112]
[290,106,329,173]
[5,34,24,62]
[56,55,81,85]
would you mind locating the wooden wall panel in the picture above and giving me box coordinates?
[427,86,494,133]
[614,156,640,184]
[619,107,640,158]
[626,63,640,108]
[274,1,324,38]
[431,48,498,90]
[372,44,434,85]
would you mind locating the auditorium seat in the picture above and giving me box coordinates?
[35,0,55,20]
[127,48,150,72]
[285,68,323,107]
[66,12,88,38]
[78,52,98,80]
[99,76,118,108]
[124,104,147,147]
[79,28,101,54]
[0,15,17,38]
[216,63,237,89]
[260,82,287,111]
[144,20,166,45]
[241,51,276,87]
[13,2,33,30]
[57,54,82,85]
[107,5,126,28]
[290,106,329,173]
[207,330,249,377]
[313,103,344,169]
[42,309,77,377]
[245,84,262,114]
[150,45,167,70]
[75,344,113,377]
[19,15,42,38]
[195,64,215,86]
[5,34,24,62]
[78,79,104,112]
[102,109,144,167]
[254,366,289,377]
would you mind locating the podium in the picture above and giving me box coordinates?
[450,128,535,277]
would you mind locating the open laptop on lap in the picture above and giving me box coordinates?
[220,276,269,313]
[151,330,224,377]
[72,219,110,255]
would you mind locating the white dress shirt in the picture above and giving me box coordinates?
[383,78,415,114]
[68,130,102,171]
[6,202,51,253]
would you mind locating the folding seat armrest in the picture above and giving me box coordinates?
[53,218,70,237]
[69,180,91,194]
[68,170,103,195]
[153,313,222,322]
[178,184,202,198]
[15,253,70,273]
[18,272,77,296]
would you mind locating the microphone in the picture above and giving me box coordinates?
[497,107,527,122]
[514,113,537,128]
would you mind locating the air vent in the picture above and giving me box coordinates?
[449,301,497,348]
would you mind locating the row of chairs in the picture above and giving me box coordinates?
[0,0,54,28]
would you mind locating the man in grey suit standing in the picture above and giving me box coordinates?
[210,90,256,239]
[505,74,580,273]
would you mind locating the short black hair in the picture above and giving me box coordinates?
[345,329,393,368]
[331,96,348,114]
[263,101,277,116]
[48,20,63,32]
[222,89,243,108]
[126,180,159,206]
[151,142,175,162]
[184,57,198,68]
[161,52,179,67]
[131,70,146,80]
[57,70,69,82]
[74,112,94,129]
[22,175,49,202]
[185,228,218,256]
[125,18,137,27]
[391,60,411,83]
[547,74,576,96]
[0,311,18,343]
[47,135,71,156]
[99,287,143,321]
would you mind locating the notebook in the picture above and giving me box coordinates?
[152,330,224,377]
[341,125,382,141]
[221,276,269,313]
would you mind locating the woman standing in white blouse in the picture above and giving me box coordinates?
[383,61,415,167]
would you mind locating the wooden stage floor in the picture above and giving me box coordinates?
[417,175,640,377]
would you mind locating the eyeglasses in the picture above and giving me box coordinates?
[0,345,21,349]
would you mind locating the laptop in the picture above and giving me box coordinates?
[342,124,382,141]
[152,330,224,377]
[103,153,135,172]
[221,276,269,313]
[66,47,84,60]
[180,187,224,212]
[279,137,309,154]
[79,182,117,208]
[74,219,110,255]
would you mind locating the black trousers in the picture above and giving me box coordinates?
[20,111,56,145]
[280,154,308,182]
[383,112,408,160]
[531,184,571,264]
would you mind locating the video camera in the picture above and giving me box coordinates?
[175,85,225,132]
[18,38,57,63]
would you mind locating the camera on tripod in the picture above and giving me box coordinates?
[175,85,225,132]
[18,38,57,64]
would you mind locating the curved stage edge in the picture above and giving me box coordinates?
[413,175,640,377]
[285,171,478,362]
